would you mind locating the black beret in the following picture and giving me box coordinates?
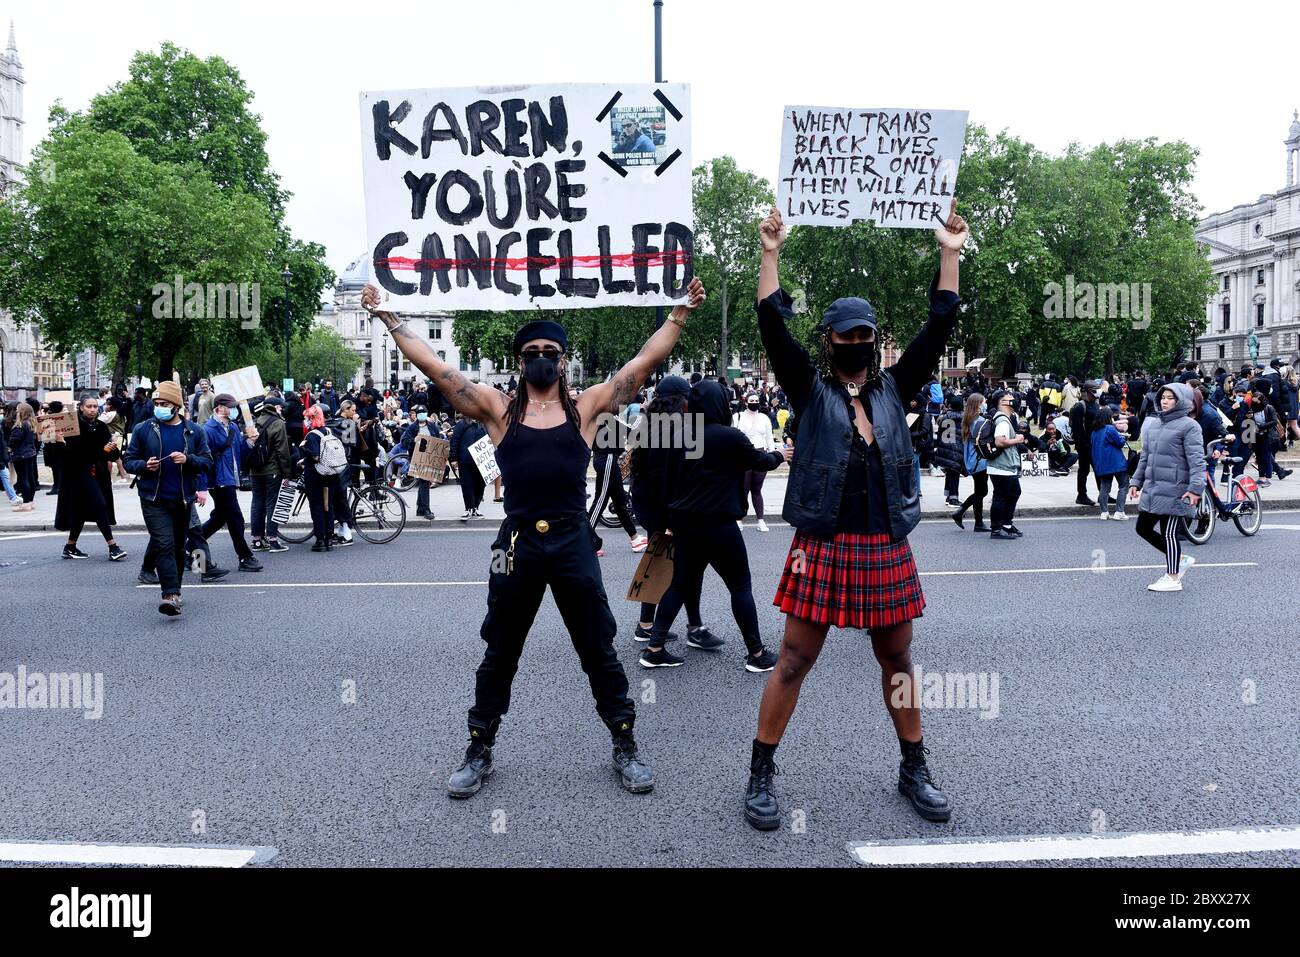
[513,320,568,356]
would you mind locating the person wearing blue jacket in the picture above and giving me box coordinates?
[199,394,262,572]
[1091,406,1130,520]
[401,405,442,520]
[122,381,215,616]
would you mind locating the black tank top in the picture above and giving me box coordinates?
[496,416,590,518]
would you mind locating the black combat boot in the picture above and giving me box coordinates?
[898,738,951,822]
[447,722,498,799]
[744,739,781,831]
[609,720,655,793]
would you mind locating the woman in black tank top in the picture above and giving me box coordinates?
[361,277,705,799]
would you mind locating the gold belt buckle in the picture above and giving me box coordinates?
[535,519,550,534]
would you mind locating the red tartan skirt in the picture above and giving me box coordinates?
[773,530,925,630]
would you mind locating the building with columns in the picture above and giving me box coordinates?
[1194,112,1300,369]
[0,20,32,400]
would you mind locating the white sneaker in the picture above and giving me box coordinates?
[1112,512,1128,521]
[1099,513,1109,521]
[1147,574,1183,592]
[1178,555,1195,578]
[756,519,769,532]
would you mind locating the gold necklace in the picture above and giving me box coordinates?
[528,398,559,409]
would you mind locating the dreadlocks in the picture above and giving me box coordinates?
[815,329,882,386]
[504,363,583,438]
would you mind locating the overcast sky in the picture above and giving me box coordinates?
[10,0,1300,289]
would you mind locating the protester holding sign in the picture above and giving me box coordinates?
[448,413,489,520]
[744,202,968,831]
[361,274,704,798]
[627,375,707,644]
[639,379,790,671]
[200,394,263,573]
[54,395,127,561]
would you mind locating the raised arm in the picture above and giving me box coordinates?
[578,277,706,424]
[888,199,969,399]
[360,283,508,426]
[756,207,815,411]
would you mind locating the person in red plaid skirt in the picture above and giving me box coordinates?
[743,201,969,830]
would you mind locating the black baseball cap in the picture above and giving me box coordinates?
[820,297,877,333]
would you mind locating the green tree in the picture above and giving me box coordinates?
[692,156,774,370]
[0,127,278,384]
[17,42,334,384]
[245,323,361,388]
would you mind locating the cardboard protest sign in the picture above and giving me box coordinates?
[408,435,451,485]
[777,107,967,228]
[37,408,80,443]
[626,532,674,604]
[467,434,501,484]
[211,366,264,428]
[45,390,74,407]
[360,83,693,311]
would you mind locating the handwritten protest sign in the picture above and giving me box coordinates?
[626,532,674,604]
[360,83,693,311]
[777,106,967,228]
[408,435,451,485]
[211,365,264,424]
[37,408,79,443]
[467,434,501,484]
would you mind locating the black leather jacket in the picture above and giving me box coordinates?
[757,274,961,540]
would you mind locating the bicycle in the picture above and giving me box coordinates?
[278,464,408,545]
[1178,440,1263,545]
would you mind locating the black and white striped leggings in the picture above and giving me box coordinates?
[1135,510,1181,576]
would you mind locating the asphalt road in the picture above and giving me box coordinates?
[1,510,1297,868]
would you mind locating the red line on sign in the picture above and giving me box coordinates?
[376,251,693,272]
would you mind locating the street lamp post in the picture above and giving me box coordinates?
[653,1,666,381]
[134,302,143,385]
[281,264,293,386]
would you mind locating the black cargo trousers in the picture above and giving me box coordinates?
[468,513,636,738]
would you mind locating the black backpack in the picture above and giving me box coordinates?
[244,422,274,470]
[972,414,1004,461]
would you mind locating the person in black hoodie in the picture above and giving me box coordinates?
[639,379,789,671]
[54,394,127,560]
[1070,380,1104,505]
[628,376,709,644]
[932,393,965,506]
[449,413,488,519]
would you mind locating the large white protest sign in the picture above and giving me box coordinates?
[360,83,693,311]
[777,107,967,229]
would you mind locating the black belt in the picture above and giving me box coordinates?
[509,512,587,535]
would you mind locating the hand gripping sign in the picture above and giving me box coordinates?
[361,83,693,311]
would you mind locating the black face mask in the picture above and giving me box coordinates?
[523,355,560,387]
[831,341,874,375]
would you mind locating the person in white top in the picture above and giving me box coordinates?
[734,392,779,531]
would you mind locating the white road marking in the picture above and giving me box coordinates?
[1261,524,1300,530]
[920,562,1256,577]
[0,840,275,868]
[132,562,1257,590]
[848,825,1300,866]
[136,581,489,589]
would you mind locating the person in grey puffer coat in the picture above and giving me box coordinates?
[1127,382,1206,592]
